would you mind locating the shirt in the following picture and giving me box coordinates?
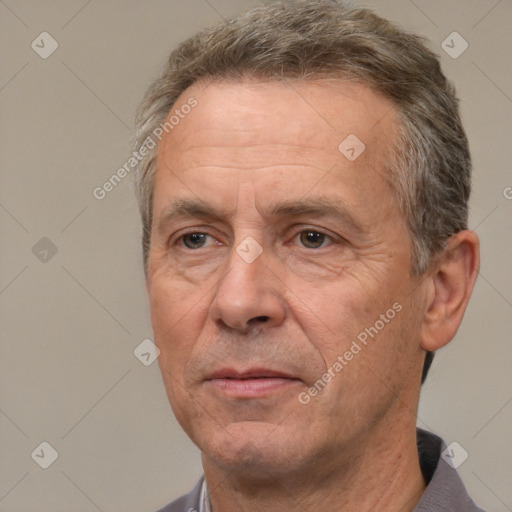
[156,429,485,512]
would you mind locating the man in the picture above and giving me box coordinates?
[133,1,483,510]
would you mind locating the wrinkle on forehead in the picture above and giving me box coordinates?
[152,79,403,242]
[235,180,262,221]
[159,79,399,171]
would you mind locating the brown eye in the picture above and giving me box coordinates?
[298,230,328,248]
[182,233,208,249]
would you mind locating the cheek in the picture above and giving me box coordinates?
[292,266,418,405]
[148,260,204,321]
[307,302,418,426]
[341,295,422,393]
[148,276,201,371]
[294,273,394,349]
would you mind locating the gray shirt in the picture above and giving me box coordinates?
[156,429,485,512]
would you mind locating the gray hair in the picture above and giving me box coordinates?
[134,0,471,280]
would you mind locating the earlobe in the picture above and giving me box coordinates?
[420,230,480,352]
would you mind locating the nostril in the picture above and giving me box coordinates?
[253,316,269,323]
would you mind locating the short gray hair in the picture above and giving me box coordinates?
[134,0,471,278]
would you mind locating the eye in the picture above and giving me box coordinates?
[180,232,212,249]
[295,230,332,249]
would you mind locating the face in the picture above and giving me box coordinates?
[146,79,428,478]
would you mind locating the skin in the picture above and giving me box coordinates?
[146,79,480,512]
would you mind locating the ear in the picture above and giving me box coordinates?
[420,230,480,352]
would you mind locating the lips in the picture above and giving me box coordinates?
[206,368,301,398]
[207,368,297,380]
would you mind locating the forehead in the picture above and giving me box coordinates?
[153,78,400,220]
[161,78,398,166]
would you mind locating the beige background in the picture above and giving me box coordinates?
[1,1,511,511]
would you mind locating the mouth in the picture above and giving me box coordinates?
[206,368,302,398]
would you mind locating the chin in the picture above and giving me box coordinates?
[199,421,309,477]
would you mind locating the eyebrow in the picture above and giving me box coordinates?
[156,197,365,235]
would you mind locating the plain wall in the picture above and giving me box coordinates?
[1,1,511,511]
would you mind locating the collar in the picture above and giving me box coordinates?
[199,478,211,512]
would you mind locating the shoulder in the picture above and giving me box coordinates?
[155,477,204,512]
[415,429,486,512]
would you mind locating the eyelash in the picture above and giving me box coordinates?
[174,228,337,250]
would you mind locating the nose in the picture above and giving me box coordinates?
[210,242,286,333]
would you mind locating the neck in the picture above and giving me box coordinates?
[202,411,426,512]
